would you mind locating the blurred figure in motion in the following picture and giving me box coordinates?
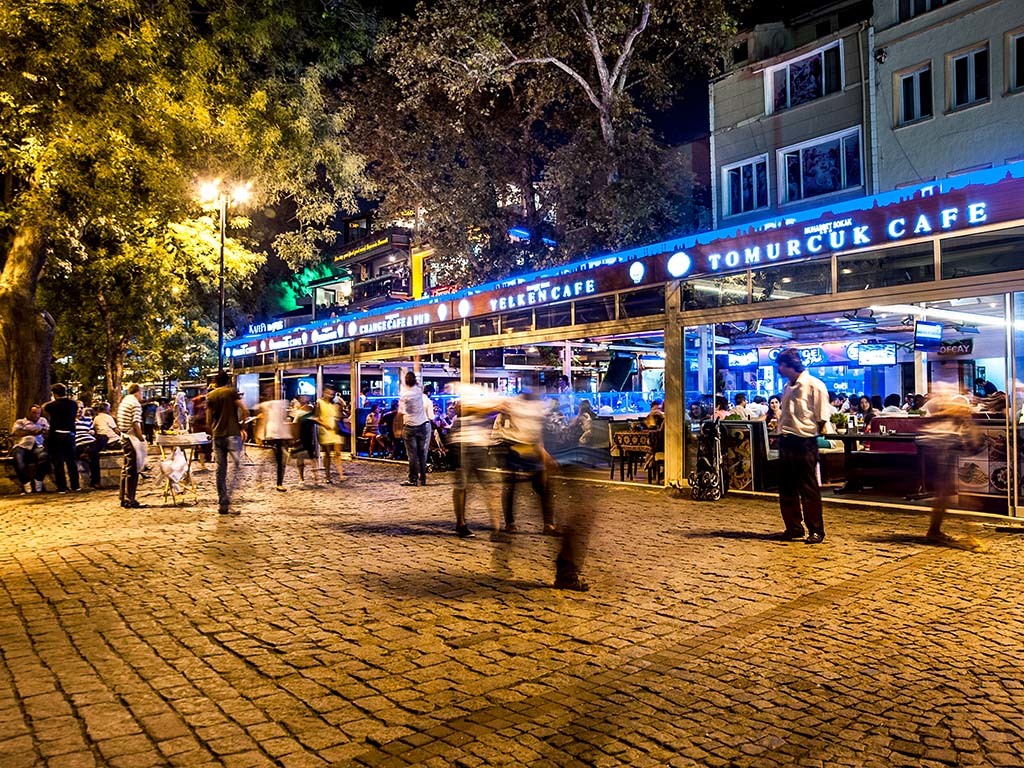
[494,391,554,535]
[257,397,297,492]
[919,383,984,548]
[314,385,344,484]
[450,384,503,538]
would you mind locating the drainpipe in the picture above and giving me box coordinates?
[862,23,880,195]
[708,81,718,229]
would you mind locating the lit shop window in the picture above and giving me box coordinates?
[778,127,862,204]
[948,44,989,110]
[722,155,768,217]
[766,41,842,114]
[897,65,933,125]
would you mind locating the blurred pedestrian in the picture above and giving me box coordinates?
[206,371,248,515]
[920,385,984,547]
[451,386,503,537]
[172,392,190,431]
[257,398,296,492]
[117,383,146,508]
[774,348,830,544]
[190,389,212,470]
[290,394,319,486]
[314,385,345,483]
[398,372,431,487]
[494,392,555,535]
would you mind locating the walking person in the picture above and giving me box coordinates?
[398,372,431,486]
[43,383,81,494]
[451,385,503,537]
[314,385,345,483]
[773,348,831,544]
[206,371,248,515]
[495,392,555,535]
[290,394,319,486]
[256,398,295,492]
[117,383,147,508]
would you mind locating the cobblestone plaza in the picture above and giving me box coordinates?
[2,459,1023,767]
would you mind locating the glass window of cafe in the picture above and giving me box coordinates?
[683,294,1012,513]
[469,335,666,483]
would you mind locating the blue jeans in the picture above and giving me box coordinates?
[214,435,242,511]
[403,422,430,483]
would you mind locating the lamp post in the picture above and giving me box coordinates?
[198,179,251,371]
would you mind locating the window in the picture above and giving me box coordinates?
[1010,31,1024,93]
[767,42,842,114]
[897,65,932,124]
[899,0,958,22]
[948,45,989,110]
[722,156,768,217]
[778,128,862,204]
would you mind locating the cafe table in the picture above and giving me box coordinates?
[611,429,659,482]
[829,432,929,499]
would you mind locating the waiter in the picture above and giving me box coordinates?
[774,348,830,544]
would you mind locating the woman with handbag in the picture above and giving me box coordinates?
[314,386,345,484]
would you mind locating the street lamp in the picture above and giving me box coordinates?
[198,179,251,371]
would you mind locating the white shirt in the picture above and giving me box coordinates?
[93,412,120,439]
[778,370,830,438]
[398,385,429,427]
[496,397,545,448]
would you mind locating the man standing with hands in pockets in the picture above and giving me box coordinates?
[774,348,831,544]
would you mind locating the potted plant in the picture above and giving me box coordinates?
[830,412,848,434]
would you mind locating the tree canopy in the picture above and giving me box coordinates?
[0,0,376,418]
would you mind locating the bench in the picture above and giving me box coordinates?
[0,447,125,495]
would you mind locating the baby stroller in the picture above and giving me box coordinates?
[689,418,728,501]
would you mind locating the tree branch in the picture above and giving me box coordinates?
[505,55,603,111]
[609,2,651,94]
[577,1,612,97]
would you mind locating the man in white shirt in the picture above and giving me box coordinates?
[398,372,431,486]
[116,383,146,508]
[775,348,830,544]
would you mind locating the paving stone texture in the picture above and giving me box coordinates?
[1,454,1023,767]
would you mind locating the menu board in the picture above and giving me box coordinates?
[956,426,1008,496]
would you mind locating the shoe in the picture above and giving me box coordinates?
[218,508,231,515]
[554,574,590,592]
[400,480,418,486]
[805,532,825,545]
[58,490,68,495]
[22,483,31,495]
[275,485,286,492]
[925,531,956,546]
[34,481,43,493]
[121,500,146,509]
[228,509,241,516]
[419,478,427,486]
[502,523,518,533]
[456,525,474,539]
[768,529,805,541]
[542,524,561,537]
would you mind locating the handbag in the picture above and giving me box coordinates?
[392,412,405,440]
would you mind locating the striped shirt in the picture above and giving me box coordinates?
[117,395,142,434]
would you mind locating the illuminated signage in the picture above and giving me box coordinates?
[246,320,285,336]
[938,339,974,356]
[334,236,390,263]
[355,307,437,336]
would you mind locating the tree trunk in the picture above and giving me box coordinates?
[97,288,127,408]
[0,224,53,431]
[598,105,620,183]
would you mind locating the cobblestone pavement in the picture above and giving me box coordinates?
[2,454,1024,768]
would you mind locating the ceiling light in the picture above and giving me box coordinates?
[756,326,794,340]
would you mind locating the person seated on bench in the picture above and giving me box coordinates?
[12,405,50,494]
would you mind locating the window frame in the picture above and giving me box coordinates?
[720,154,770,218]
[898,0,958,23]
[776,126,863,205]
[1008,28,1024,95]
[894,62,933,126]
[947,43,990,111]
[762,40,844,115]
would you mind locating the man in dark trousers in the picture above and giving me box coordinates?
[774,348,831,544]
[42,383,81,494]
[206,371,248,515]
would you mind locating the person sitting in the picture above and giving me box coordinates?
[570,399,595,446]
[714,396,731,420]
[643,399,665,430]
[880,393,906,415]
[362,402,384,456]
[90,402,122,489]
[731,393,749,420]
[74,405,100,488]
[855,395,877,426]
[747,395,769,420]
[12,405,49,494]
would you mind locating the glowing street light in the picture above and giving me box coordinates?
[198,179,252,371]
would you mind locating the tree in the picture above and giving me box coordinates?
[363,0,735,285]
[0,0,374,425]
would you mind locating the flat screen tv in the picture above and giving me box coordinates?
[914,320,943,350]
[858,342,897,366]
[727,349,758,368]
